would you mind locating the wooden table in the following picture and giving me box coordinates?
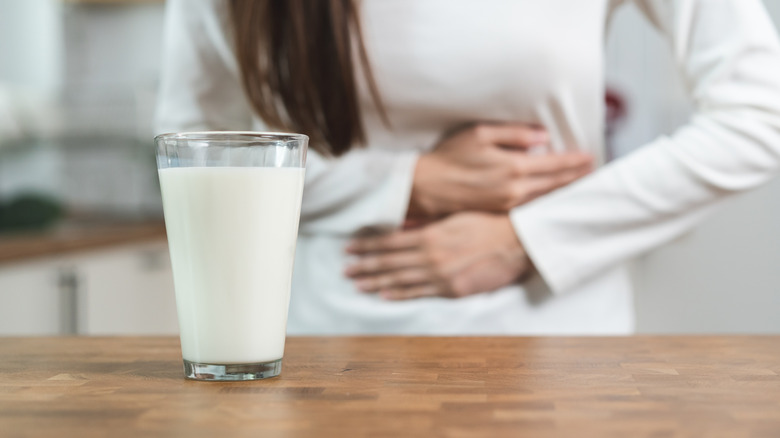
[1,336,779,437]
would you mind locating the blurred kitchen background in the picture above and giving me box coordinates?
[1,0,779,336]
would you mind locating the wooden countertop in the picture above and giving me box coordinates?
[1,336,779,437]
[0,220,167,264]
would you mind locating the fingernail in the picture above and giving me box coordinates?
[527,145,547,156]
[355,280,372,292]
[344,265,358,277]
[533,130,549,144]
[574,155,593,166]
[379,290,394,300]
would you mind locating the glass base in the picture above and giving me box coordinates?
[183,358,282,381]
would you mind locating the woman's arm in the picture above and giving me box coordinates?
[344,0,780,300]
[512,0,780,294]
[155,0,253,133]
[283,123,591,236]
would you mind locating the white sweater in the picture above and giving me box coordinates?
[157,0,780,335]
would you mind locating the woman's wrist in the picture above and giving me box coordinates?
[407,154,444,219]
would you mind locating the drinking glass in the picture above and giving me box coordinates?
[155,131,307,381]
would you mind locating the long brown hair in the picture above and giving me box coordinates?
[229,0,385,156]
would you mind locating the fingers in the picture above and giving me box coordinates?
[476,124,549,149]
[353,268,433,292]
[522,164,593,199]
[345,251,428,277]
[514,152,593,176]
[379,284,441,301]
[346,229,424,254]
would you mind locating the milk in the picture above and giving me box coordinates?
[159,167,305,364]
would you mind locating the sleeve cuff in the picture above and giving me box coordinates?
[509,200,578,295]
[371,150,420,229]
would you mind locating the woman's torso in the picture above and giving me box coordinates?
[276,0,635,335]
[356,0,609,160]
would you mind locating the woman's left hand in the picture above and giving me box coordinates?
[345,212,531,300]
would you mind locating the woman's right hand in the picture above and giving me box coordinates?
[408,123,593,219]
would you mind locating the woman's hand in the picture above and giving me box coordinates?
[408,123,593,219]
[345,212,531,300]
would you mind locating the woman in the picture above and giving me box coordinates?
[156,0,780,334]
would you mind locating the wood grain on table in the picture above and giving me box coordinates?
[1,336,779,437]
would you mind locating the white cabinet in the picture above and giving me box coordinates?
[0,259,68,335]
[0,240,178,336]
[76,241,178,335]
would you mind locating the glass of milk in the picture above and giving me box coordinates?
[155,131,307,381]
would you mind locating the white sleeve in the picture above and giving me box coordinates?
[511,0,780,294]
[299,148,418,236]
[155,0,253,133]
[156,0,419,235]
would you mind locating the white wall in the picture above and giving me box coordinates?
[0,0,62,139]
[0,1,165,141]
[0,0,62,91]
[0,2,166,215]
[60,3,165,139]
[605,1,780,333]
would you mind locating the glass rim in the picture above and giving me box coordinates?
[154,131,309,144]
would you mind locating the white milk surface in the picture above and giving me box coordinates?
[159,167,305,364]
